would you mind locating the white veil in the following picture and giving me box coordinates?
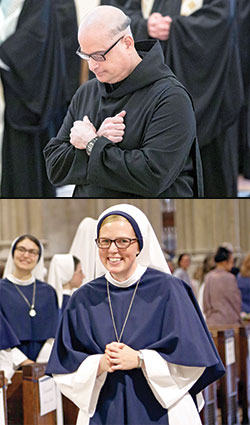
[47,254,75,308]
[3,236,45,281]
[70,217,98,284]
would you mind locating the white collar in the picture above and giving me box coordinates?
[63,289,72,296]
[105,264,147,288]
[6,273,35,286]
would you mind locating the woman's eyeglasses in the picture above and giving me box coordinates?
[95,238,138,249]
[15,246,39,257]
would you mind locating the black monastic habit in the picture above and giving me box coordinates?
[236,0,250,179]
[121,0,244,197]
[0,0,80,197]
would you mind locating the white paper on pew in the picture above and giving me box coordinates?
[38,375,57,416]
[248,335,250,359]
[0,388,5,425]
[225,337,235,366]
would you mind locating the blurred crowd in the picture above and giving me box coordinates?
[163,247,250,325]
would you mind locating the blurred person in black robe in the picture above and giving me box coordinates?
[0,0,80,197]
[56,0,80,104]
[120,0,244,197]
[236,0,250,180]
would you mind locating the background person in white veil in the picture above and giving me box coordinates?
[46,204,225,425]
[47,253,85,311]
[0,234,59,383]
[70,217,100,283]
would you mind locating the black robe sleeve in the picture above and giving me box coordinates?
[43,92,89,187]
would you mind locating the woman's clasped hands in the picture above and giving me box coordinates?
[98,342,139,375]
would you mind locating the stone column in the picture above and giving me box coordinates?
[0,199,43,261]
[91,199,162,238]
[175,199,248,258]
[41,199,162,257]
[239,199,250,253]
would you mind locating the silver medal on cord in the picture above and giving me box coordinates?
[13,281,37,318]
[29,306,37,317]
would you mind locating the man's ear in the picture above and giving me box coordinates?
[123,35,134,50]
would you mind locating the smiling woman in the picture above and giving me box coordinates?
[12,236,41,280]
[0,234,59,383]
[97,215,140,281]
[46,203,225,425]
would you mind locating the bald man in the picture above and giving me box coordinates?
[44,5,203,198]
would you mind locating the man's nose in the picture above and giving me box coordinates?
[88,57,100,72]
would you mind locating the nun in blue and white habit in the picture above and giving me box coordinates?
[46,204,225,425]
[47,253,85,312]
[0,234,59,382]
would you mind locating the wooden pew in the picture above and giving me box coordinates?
[200,380,218,425]
[7,370,23,425]
[23,363,80,425]
[22,362,56,425]
[209,327,240,425]
[6,363,57,425]
[6,363,80,425]
[62,394,79,425]
[209,323,250,424]
[238,324,250,424]
[0,371,7,425]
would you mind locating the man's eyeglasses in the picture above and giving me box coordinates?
[95,238,138,249]
[76,35,124,62]
[15,246,39,257]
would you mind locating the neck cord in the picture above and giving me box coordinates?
[106,278,140,343]
[11,280,37,317]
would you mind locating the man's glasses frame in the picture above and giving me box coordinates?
[95,238,138,249]
[76,35,125,62]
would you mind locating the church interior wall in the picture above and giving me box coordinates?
[0,199,249,276]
